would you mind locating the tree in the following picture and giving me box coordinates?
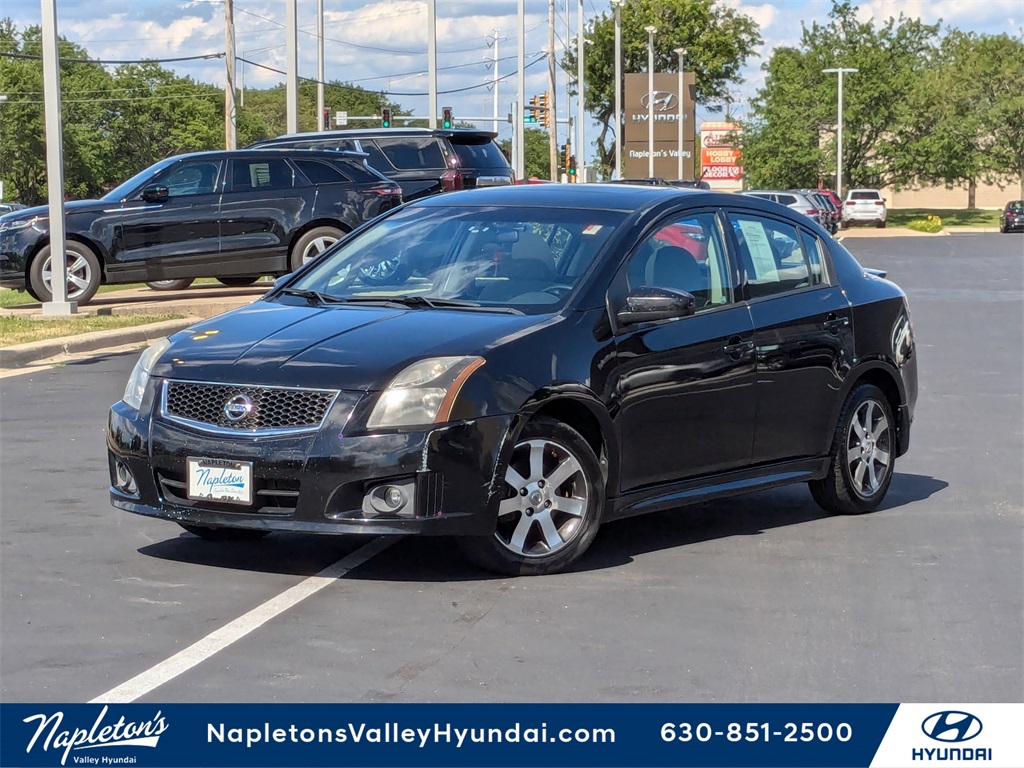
[562,0,761,177]
[741,0,940,191]
[499,128,552,180]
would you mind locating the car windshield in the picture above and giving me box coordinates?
[281,204,623,313]
[102,157,178,201]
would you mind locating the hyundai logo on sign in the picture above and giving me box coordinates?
[641,91,678,112]
[921,711,983,743]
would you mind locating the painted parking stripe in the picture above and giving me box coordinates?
[89,537,396,704]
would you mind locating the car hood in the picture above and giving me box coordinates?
[2,199,111,223]
[152,298,555,391]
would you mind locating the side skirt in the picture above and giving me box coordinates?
[605,457,830,522]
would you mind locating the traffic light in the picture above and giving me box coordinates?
[322,107,330,130]
[525,96,538,124]
[442,106,453,129]
[568,155,577,180]
[537,92,550,130]
[381,107,392,128]
[563,143,572,181]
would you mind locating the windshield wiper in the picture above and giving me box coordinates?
[341,295,524,314]
[278,287,345,306]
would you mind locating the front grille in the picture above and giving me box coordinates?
[162,380,338,435]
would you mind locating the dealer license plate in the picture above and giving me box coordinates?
[187,458,253,505]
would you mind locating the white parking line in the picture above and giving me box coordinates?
[89,537,396,704]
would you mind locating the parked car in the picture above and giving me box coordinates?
[0,149,402,303]
[0,202,27,215]
[793,189,840,234]
[739,190,826,229]
[844,188,887,228]
[998,200,1024,233]
[108,184,917,576]
[249,128,514,202]
[669,179,712,190]
[816,188,843,210]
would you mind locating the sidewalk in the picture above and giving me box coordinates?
[1,282,266,370]
[837,225,999,238]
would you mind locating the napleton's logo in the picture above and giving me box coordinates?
[23,706,168,765]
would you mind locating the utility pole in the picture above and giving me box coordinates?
[427,0,437,128]
[224,0,236,149]
[612,0,623,180]
[576,0,585,182]
[487,30,501,134]
[515,0,525,179]
[285,0,298,134]
[548,0,558,181]
[823,67,857,199]
[317,0,325,130]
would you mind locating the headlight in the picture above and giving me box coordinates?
[122,337,172,410]
[367,356,485,429]
[0,217,36,234]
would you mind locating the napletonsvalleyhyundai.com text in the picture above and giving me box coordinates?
[208,722,616,749]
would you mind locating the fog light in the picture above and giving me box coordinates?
[362,480,416,518]
[115,460,137,494]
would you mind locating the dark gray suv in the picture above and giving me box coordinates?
[250,128,514,202]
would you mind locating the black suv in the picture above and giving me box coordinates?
[250,128,514,201]
[0,149,402,304]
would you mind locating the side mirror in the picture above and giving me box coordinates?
[616,287,695,326]
[141,185,169,203]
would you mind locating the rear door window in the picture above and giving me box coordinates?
[728,213,815,298]
[229,158,296,191]
[293,159,351,185]
[373,138,447,170]
[450,139,510,169]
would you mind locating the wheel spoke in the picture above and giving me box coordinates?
[874,447,890,467]
[68,273,89,290]
[545,455,581,490]
[509,514,534,553]
[863,400,877,432]
[68,255,87,272]
[498,497,520,518]
[867,460,879,491]
[851,413,867,440]
[853,459,867,490]
[537,512,563,550]
[555,496,585,518]
[528,442,545,482]
[505,465,529,492]
[847,444,861,465]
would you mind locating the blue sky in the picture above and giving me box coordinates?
[4,0,1022,164]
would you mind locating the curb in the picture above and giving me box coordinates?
[0,317,198,369]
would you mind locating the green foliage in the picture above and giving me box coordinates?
[561,0,761,177]
[905,215,943,233]
[499,128,553,180]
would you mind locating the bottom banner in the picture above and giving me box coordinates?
[1,703,1020,768]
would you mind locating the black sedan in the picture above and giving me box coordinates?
[107,185,917,576]
[999,200,1024,233]
[0,149,402,304]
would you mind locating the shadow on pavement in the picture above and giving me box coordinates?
[136,473,948,581]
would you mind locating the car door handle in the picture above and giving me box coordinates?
[723,338,754,357]
[823,314,850,334]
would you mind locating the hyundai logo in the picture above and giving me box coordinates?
[223,393,255,422]
[921,711,983,743]
[641,90,678,112]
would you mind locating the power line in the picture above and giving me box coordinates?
[1,51,224,65]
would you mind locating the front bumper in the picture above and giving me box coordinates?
[0,229,37,289]
[107,398,514,536]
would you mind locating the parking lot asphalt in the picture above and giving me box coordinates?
[1,233,1021,704]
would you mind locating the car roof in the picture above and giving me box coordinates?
[409,183,753,213]
[260,128,499,141]
[161,148,369,162]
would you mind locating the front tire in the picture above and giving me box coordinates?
[290,226,344,272]
[146,278,195,291]
[178,523,270,541]
[459,418,603,576]
[810,383,895,515]
[28,240,101,304]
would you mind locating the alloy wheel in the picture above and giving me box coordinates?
[495,438,590,558]
[42,253,94,301]
[846,399,892,498]
[301,234,338,265]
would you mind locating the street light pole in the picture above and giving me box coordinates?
[317,0,325,130]
[644,25,657,178]
[576,0,586,181]
[285,0,298,134]
[823,67,857,200]
[427,0,437,128]
[674,47,686,180]
[611,0,623,180]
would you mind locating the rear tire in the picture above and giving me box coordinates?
[178,523,270,541]
[28,240,101,304]
[146,278,195,291]
[876,219,886,229]
[459,417,603,576]
[216,276,261,287]
[290,226,344,272]
[810,383,895,515]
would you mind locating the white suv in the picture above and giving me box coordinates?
[843,188,887,228]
